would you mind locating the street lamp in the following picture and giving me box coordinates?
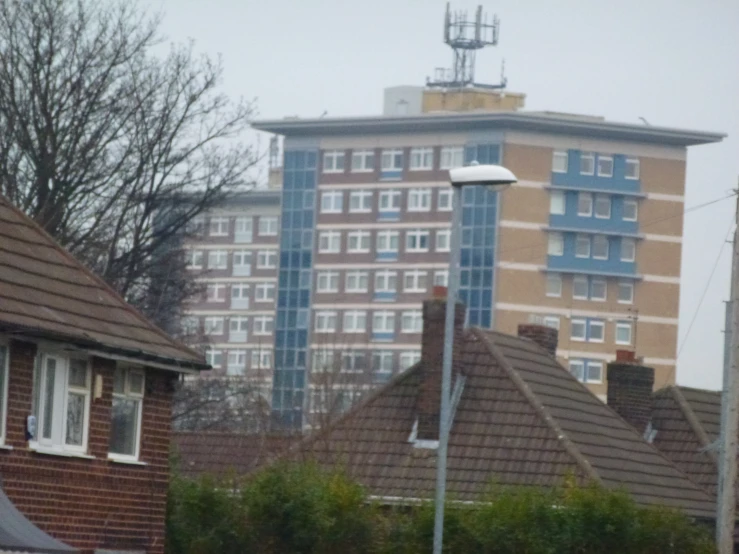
[433,163,518,554]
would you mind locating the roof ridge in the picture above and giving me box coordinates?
[471,327,602,484]
[669,385,718,466]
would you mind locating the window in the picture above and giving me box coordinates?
[381,148,403,171]
[406,229,430,252]
[251,350,272,369]
[231,283,250,308]
[569,360,585,382]
[552,150,568,173]
[341,352,366,373]
[204,316,224,335]
[590,278,607,301]
[573,276,589,299]
[586,362,603,383]
[623,199,638,222]
[408,188,432,211]
[346,271,369,292]
[618,281,634,304]
[594,195,611,219]
[597,155,614,177]
[227,350,247,375]
[187,216,205,235]
[621,238,636,262]
[234,217,253,241]
[548,233,564,256]
[440,146,464,169]
[550,190,565,215]
[110,367,144,459]
[318,231,341,253]
[33,355,90,452]
[317,271,340,293]
[375,270,397,293]
[541,315,561,330]
[577,192,593,216]
[616,322,632,345]
[437,189,453,211]
[347,230,371,253]
[377,230,399,253]
[208,250,228,269]
[258,217,278,236]
[625,157,640,180]
[343,310,367,333]
[409,147,434,170]
[592,235,609,260]
[229,316,249,340]
[206,283,226,302]
[403,270,427,293]
[254,316,274,335]
[312,350,336,373]
[352,149,375,172]
[0,345,7,445]
[580,152,595,175]
[323,150,345,173]
[571,319,586,341]
[372,311,395,333]
[589,320,605,342]
[255,283,275,302]
[205,349,222,368]
[209,217,229,237]
[257,250,277,269]
[349,190,373,212]
[434,270,449,287]
[372,351,394,375]
[232,251,252,276]
[401,311,423,333]
[436,230,451,252]
[400,351,421,369]
[546,274,562,297]
[315,311,338,333]
[575,235,591,258]
[379,190,401,212]
[569,360,602,384]
[321,191,343,213]
[186,250,203,269]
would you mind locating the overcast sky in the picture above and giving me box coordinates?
[148,0,739,390]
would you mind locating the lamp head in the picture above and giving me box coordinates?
[448,164,518,193]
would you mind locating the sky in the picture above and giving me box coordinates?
[146,0,739,390]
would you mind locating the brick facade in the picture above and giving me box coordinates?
[0,339,176,554]
[606,361,655,434]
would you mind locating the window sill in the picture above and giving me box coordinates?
[0,444,13,451]
[108,454,147,466]
[29,445,95,460]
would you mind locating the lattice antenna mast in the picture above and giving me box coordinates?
[427,3,506,90]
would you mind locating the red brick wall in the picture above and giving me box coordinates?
[0,339,176,554]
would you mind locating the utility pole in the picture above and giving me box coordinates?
[717,188,739,553]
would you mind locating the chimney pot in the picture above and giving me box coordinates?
[615,349,636,363]
[517,324,558,357]
[432,285,448,299]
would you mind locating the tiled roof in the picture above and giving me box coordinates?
[294,328,716,519]
[0,196,206,371]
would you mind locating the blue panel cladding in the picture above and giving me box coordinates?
[550,191,639,235]
[272,148,317,430]
[551,150,641,193]
[459,143,500,328]
[547,234,636,276]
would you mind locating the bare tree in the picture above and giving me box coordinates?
[0,0,256,330]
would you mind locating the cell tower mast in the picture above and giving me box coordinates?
[427,3,506,90]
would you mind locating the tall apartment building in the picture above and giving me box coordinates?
[253,86,724,429]
[183,190,281,391]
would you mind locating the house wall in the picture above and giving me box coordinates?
[0,339,175,554]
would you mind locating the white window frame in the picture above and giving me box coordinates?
[408,188,432,212]
[377,230,399,253]
[379,190,401,212]
[625,157,640,180]
[343,310,367,333]
[542,316,560,330]
[594,195,611,219]
[372,351,394,374]
[575,235,591,258]
[440,146,464,170]
[616,322,633,345]
[409,147,434,171]
[570,319,587,342]
[253,316,274,335]
[569,360,585,382]
[436,230,451,252]
[573,276,589,300]
[315,311,338,333]
[232,250,252,276]
[345,270,369,293]
[401,311,423,333]
[320,191,343,214]
[621,238,636,262]
[206,283,226,303]
[229,316,249,337]
[618,281,634,304]
[586,361,604,384]
[231,283,250,305]
[258,217,278,236]
[209,216,229,237]
[349,190,373,213]
[227,350,247,375]
[318,231,341,253]
[204,316,225,335]
[374,270,397,293]
[0,344,8,445]
[347,230,371,253]
[597,155,614,178]
[381,148,403,171]
[548,232,564,256]
[323,149,345,173]
[405,229,430,253]
[208,250,228,270]
[623,199,638,222]
[577,192,593,217]
[437,189,453,211]
[434,270,449,287]
[372,311,396,333]
[592,235,609,260]
[552,150,569,173]
[341,351,367,373]
[351,149,375,173]
[546,273,562,298]
[205,349,222,369]
[590,278,607,301]
[589,320,605,343]
[257,250,277,269]
[580,152,595,175]
[550,190,565,215]
[403,270,427,293]
[234,216,253,242]
[316,271,340,293]
[255,283,275,302]
[186,249,203,269]
[109,366,145,461]
[251,350,272,370]
[400,351,421,369]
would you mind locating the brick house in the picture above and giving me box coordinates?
[0,196,208,553]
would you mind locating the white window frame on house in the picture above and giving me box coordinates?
[345,270,369,293]
[377,230,399,253]
[570,319,586,341]
[437,189,453,211]
[323,149,345,173]
[434,270,449,287]
[550,190,566,215]
[229,316,249,342]
[586,361,604,384]
[372,311,395,333]
[379,190,401,212]
[257,250,277,269]
[575,235,591,258]
[347,230,371,253]
[209,216,229,237]
[552,150,569,173]
[623,199,638,222]
[186,249,203,269]
[546,273,562,297]
[577,192,593,217]
[592,235,609,260]
[312,350,335,373]
[231,283,250,308]
[401,311,423,333]
[589,320,605,343]
[580,152,595,175]
[372,351,394,375]
[349,190,373,213]
[316,271,340,293]
[341,351,367,373]
[251,350,272,370]
[405,229,430,253]
[409,147,434,171]
[255,283,275,302]
[226,350,247,376]
[615,322,633,345]
[548,232,564,256]
[318,231,341,253]
[208,250,228,270]
[597,155,614,178]
[625,157,640,180]
[618,281,634,304]
[381,148,404,171]
[400,351,421,369]
[315,311,338,333]
[375,270,397,293]
[187,216,205,235]
[440,146,464,170]
[320,191,344,214]
[234,216,253,242]
[204,316,224,335]
[206,283,226,303]
[621,238,636,262]
[573,276,589,300]
[436,230,451,252]
[232,250,252,276]
[403,270,427,293]
[32,354,91,454]
[569,359,585,382]
[253,316,274,335]
[541,315,560,330]
[0,344,7,446]
[109,366,145,461]
[590,278,607,301]
[594,195,611,219]
[343,310,367,333]
[258,216,278,236]
[351,149,375,172]
[408,188,432,211]
[205,349,222,369]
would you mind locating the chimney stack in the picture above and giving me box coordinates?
[517,323,558,357]
[607,353,654,435]
[416,286,465,441]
